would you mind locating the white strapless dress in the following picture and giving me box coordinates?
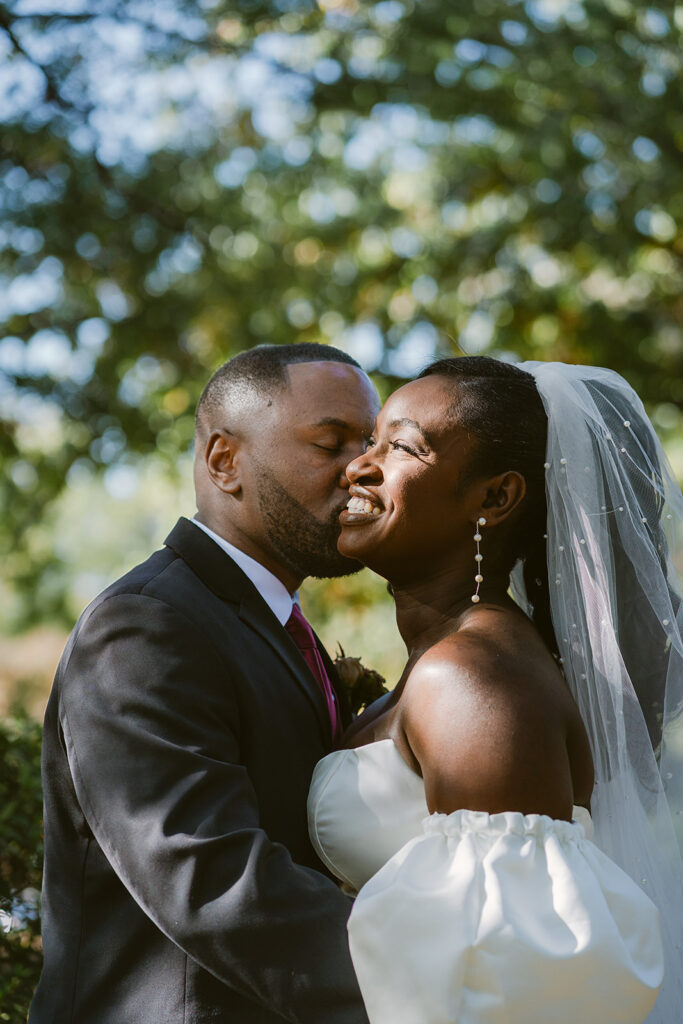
[308,738,664,1024]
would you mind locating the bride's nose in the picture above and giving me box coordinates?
[345,449,383,485]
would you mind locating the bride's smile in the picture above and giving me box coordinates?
[337,374,521,591]
[343,488,383,519]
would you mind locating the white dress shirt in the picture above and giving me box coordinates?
[191,517,296,626]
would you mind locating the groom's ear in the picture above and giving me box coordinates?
[205,429,242,495]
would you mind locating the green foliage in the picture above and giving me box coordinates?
[0,713,43,1023]
[1,0,682,625]
[302,567,404,687]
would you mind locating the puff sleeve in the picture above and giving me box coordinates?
[347,809,663,1024]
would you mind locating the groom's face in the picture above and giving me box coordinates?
[238,361,379,586]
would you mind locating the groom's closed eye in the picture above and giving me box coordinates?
[314,439,345,453]
[306,416,367,455]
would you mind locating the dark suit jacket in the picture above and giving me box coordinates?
[30,518,368,1024]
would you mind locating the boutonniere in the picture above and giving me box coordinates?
[333,645,389,715]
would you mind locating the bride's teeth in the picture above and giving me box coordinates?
[346,495,381,515]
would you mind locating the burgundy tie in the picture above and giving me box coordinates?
[285,603,341,743]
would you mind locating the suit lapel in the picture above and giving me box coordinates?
[165,518,332,744]
[237,591,332,744]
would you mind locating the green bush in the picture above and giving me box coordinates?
[0,713,43,1024]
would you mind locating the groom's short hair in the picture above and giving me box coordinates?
[195,343,361,438]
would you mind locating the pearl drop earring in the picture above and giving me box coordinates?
[472,517,486,603]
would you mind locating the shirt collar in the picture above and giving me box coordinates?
[191,518,296,626]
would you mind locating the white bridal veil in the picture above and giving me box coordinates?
[512,362,683,1022]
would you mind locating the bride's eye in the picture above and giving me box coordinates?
[391,439,418,455]
[364,436,376,451]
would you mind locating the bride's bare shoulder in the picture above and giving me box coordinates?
[398,618,590,817]
[398,608,580,753]
[405,609,555,699]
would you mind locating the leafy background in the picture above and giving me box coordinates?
[1,0,682,1019]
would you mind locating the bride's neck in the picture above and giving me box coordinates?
[391,566,512,656]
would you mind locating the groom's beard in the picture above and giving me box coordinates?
[254,463,361,580]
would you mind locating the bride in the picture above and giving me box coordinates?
[308,357,683,1024]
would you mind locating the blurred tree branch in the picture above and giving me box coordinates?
[0,0,682,628]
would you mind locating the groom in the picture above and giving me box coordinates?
[31,344,379,1024]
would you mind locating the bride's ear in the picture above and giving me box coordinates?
[205,429,242,495]
[478,470,526,526]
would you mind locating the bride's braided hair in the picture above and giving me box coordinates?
[418,357,558,658]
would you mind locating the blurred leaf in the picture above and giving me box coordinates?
[0,713,43,1022]
[1,0,682,622]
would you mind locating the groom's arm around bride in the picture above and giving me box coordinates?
[30,345,379,1024]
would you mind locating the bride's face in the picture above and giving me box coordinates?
[338,376,484,583]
